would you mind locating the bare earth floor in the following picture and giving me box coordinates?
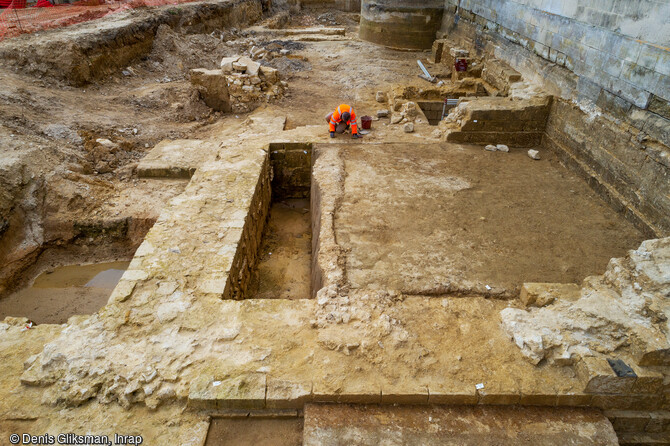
[248,198,312,300]
[332,143,644,295]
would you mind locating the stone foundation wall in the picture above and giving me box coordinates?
[223,143,312,300]
[445,96,550,147]
[269,143,312,199]
[545,99,669,237]
[223,153,272,300]
[440,0,670,237]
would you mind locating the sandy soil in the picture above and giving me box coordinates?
[334,143,645,295]
[205,418,303,446]
[248,198,312,299]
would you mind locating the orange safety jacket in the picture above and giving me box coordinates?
[329,104,358,134]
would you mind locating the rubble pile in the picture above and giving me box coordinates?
[191,55,287,114]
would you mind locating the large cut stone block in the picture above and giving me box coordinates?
[190,68,232,112]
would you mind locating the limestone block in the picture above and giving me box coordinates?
[579,357,636,394]
[188,373,266,410]
[556,393,593,407]
[232,62,247,72]
[403,122,414,133]
[631,367,664,394]
[266,379,312,409]
[237,56,261,76]
[484,144,497,151]
[377,109,389,118]
[528,149,541,160]
[520,283,580,308]
[477,382,521,405]
[260,66,279,84]
[220,56,240,73]
[313,380,381,404]
[608,410,651,433]
[646,412,670,433]
[190,68,232,112]
[381,382,429,404]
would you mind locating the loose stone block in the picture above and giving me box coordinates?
[527,149,541,160]
[220,56,240,73]
[520,283,581,308]
[190,68,232,112]
[580,357,636,394]
[108,280,136,303]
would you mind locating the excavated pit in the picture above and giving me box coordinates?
[230,143,315,300]
[0,261,130,324]
[0,3,667,445]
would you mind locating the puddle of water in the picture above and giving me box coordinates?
[33,261,130,290]
[0,261,130,324]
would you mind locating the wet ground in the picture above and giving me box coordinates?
[0,261,129,324]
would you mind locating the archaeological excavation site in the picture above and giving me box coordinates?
[0,0,669,444]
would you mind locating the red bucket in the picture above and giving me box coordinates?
[361,115,372,130]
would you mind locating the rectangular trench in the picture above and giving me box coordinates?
[224,143,318,300]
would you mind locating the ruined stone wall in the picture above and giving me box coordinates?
[223,153,272,300]
[440,0,670,236]
[269,143,312,199]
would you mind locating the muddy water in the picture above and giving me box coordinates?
[248,198,312,299]
[0,261,130,324]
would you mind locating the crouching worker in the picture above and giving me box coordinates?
[325,104,360,139]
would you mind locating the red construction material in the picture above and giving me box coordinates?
[0,0,198,41]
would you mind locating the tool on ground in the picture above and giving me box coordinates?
[417,60,436,83]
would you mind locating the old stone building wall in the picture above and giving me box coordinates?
[440,0,670,236]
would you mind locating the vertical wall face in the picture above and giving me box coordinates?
[440,0,670,236]
[360,0,445,49]
[443,0,669,114]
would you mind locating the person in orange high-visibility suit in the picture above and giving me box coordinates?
[325,104,360,139]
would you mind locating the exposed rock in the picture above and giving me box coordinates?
[484,145,497,151]
[527,149,541,160]
[403,122,414,133]
[390,114,403,125]
[189,69,231,112]
[377,109,389,118]
[220,56,240,73]
[376,91,387,103]
[496,144,510,152]
[501,238,670,366]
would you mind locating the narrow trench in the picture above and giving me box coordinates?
[246,143,314,300]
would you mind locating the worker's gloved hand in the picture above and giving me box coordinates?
[330,132,335,138]
[352,133,359,139]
